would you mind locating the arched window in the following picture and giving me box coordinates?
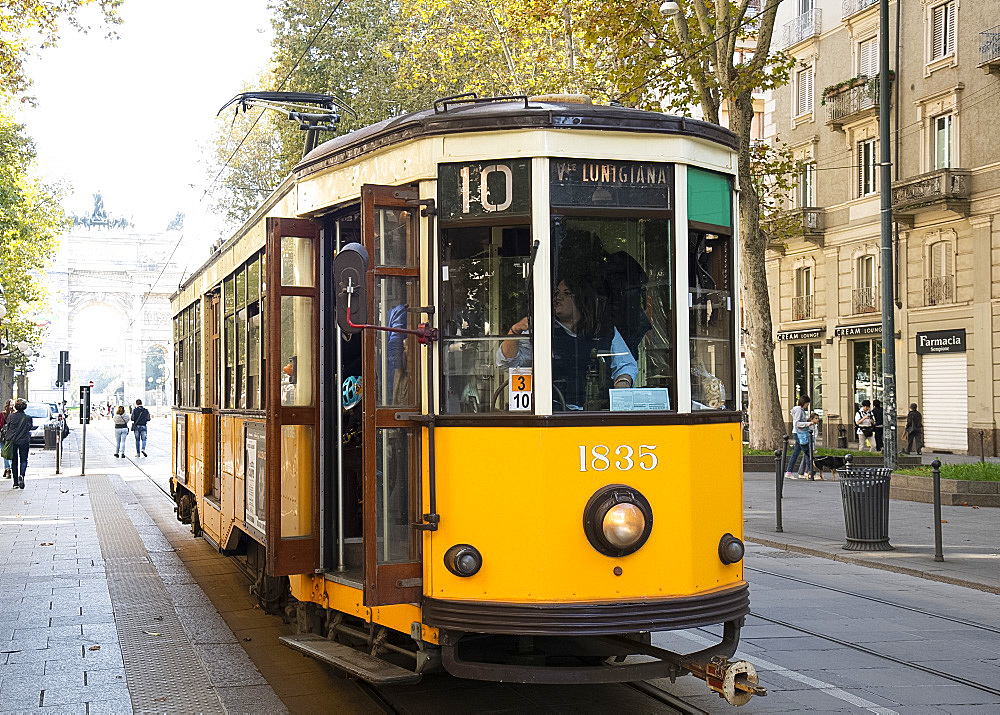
[925,240,954,305]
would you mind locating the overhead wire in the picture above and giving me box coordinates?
[125,0,345,331]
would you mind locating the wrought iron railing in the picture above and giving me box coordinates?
[827,77,884,126]
[852,287,878,314]
[782,9,822,49]
[924,276,954,306]
[792,295,814,321]
[981,25,1000,65]
[842,0,877,20]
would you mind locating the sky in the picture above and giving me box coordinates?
[16,0,274,252]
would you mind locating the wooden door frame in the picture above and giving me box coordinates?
[361,184,423,606]
[265,217,321,577]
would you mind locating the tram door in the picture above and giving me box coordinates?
[360,185,423,606]
[264,217,321,576]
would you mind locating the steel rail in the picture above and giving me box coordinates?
[749,612,1000,698]
[746,565,1000,634]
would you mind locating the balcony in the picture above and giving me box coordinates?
[981,25,1000,74]
[842,0,877,20]
[924,276,954,306]
[792,295,814,321]
[892,168,971,221]
[825,76,890,130]
[784,207,824,246]
[782,9,822,50]
[852,287,878,314]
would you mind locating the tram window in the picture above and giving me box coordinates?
[248,305,262,410]
[375,428,419,563]
[375,277,420,407]
[173,301,202,407]
[281,235,315,287]
[280,295,314,406]
[237,308,248,409]
[220,250,266,411]
[689,231,735,410]
[439,225,532,414]
[541,217,673,412]
[225,314,236,408]
[374,208,417,268]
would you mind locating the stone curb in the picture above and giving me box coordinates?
[747,536,1000,596]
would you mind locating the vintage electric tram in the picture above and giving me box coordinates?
[170,94,762,704]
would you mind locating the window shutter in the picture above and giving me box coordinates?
[857,142,864,197]
[932,4,945,59]
[797,67,813,116]
[859,38,878,77]
[946,2,956,56]
[930,242,944,278]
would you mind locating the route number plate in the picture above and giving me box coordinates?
[508,368,532,411]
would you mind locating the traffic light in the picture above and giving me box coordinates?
[56,350,70,386]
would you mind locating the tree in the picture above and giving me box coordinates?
[559,0,795,448]
[0,105,66,401]
[0,0,121,97]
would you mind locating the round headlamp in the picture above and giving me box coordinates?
[584,485,653,557]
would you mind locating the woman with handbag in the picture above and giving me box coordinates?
[113,405,129,458]
[1,399,14,479]
[785,395,818,480]
[4,399,33,489]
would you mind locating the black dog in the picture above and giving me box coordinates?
[810,455,846,480]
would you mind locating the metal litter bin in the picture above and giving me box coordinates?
[43,424,59,450]
[839,458,893,551]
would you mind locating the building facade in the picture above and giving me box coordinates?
[30,198,184,411]
[766,0,1000,454]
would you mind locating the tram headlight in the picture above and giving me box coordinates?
[583,485,653,557]
[444,544,483,577]
[718,533,745,565]
[602,503,645,548]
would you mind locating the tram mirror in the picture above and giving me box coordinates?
[334,242,370,333]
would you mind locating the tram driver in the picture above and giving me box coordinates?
[498,274,637,411]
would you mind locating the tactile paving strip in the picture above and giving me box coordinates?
[87,474,225,713]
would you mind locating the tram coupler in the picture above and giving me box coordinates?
[683,656,766,706]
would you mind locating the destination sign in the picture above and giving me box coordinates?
[550,160,672,209]
[438,160,531,222]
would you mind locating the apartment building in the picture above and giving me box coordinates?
[765,0,1000,454]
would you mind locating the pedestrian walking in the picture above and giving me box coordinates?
[905,403,923,455]
[872,399,884,452]
[1,399,13,479]
[3,399,33,489]
[785,395,818,480]
[131,399,151,457]
[855,399,876,451]
[113,406,129,458]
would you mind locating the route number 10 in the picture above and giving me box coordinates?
[579,444,658,472]
[460,164,513,213]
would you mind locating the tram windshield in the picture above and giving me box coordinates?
[539,216,674,412]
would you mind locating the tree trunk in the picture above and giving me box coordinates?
[0,363,13,405]
[730,91,786,449]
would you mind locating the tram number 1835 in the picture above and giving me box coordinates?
[579,445,658,472]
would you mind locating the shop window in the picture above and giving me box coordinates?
[792,343,823,417]
[852,338,883,407]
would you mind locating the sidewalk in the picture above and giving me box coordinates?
[0,427,286,713]
[743,470,1000,594]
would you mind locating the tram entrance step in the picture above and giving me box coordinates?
[279,633,421,685]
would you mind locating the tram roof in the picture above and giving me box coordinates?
[295,96,738,179]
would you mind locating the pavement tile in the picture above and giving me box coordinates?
[52,612,117,628]
[83,667,127,686]
[8,643,84,664]
[162,583,215,609]
[85,697,135,714]
[0,690,45,711]
[194,643,267,687]
[864,684,1000,707]
[40,683,131,707]
[214,684,288,714]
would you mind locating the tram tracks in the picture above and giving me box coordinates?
[746,565,1000,698]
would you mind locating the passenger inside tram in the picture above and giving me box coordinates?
[498,274,637,410]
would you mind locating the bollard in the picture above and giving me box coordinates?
[932,458,944,562]
[980,430,987,463]
[774,449,784,533]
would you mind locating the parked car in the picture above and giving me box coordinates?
[25,403,63,444]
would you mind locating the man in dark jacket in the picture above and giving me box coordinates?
[872,399,884,452]
[131,399,151,457]
[905,403,923,455]
[4,399,33,489]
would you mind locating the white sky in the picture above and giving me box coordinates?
[17,0,273,247]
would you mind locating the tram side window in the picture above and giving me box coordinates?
[173,301,201,407]
[222,251,266,410]
[440,225,532,413]
[544,217,673,412]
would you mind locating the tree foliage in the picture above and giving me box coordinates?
[0,105,66,395]
[0,0,121,97]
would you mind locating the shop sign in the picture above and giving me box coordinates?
[550,159,672,209]
[834,322,881,337]
[776,328,825,341]
[916,328,966,354]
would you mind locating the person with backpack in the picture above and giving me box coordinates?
[856,399,876,451]
[130,399,152,457]
[3,399,33,489]
[113,406,129,458]
[905,403,923,455]
[872,399,884,452]
[784,395,818,480]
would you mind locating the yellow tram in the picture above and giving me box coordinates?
[171,94,762,704]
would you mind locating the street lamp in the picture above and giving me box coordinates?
[659,1,680,16]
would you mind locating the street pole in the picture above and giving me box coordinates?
[879,0,897,469]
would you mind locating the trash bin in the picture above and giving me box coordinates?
[839,461,893,551]
[44,424,59,450]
